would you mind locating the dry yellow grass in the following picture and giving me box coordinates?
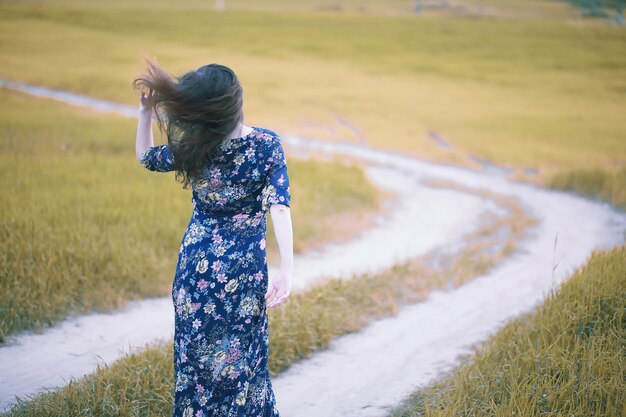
[1,0,624,412]
[1,172,539,417]
[390,244,626,417]
[0,88,380,342]
[0,0,624,179]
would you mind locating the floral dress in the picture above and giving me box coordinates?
[140,126,290,417]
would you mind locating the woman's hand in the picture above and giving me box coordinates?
[265,269,292,308]
[139,89,155,115]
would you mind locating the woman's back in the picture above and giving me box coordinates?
[140,126,291,217]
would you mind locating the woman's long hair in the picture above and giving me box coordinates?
[132,58,244,188]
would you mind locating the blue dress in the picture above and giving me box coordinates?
[140,126,290,417]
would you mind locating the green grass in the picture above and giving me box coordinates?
[0,181,537,417]
[0,89,380,343]
[389,244,626,417]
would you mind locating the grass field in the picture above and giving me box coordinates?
[0,181,537,416]
[0,0,624,179]
[549,166,626,210]
[389,243,626,417]
[1,0,625,412]
[0,89,380,343]
[0,0,595,19]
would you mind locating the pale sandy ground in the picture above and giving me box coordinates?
[0,81,624,415]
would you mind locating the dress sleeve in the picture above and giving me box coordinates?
[261,137,291,210]
[139,144,175,172]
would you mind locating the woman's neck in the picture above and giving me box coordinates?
[226,123,253,140]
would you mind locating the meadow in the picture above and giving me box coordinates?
[0,89,380,342]
[1,0,625,414]
[549,167,626,209]
[0,0,624,180]
[389,244,626,417]
[1,174,537,416]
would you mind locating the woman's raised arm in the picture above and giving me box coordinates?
[135,90,155,162]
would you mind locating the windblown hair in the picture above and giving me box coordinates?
[132,58,244,188]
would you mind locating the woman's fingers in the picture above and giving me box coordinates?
[265,281,277,300]
[266,282,280,307]
[265,271,293,308]
[267,295,283,308]
[140,89,154,105]
[266,282,290,308]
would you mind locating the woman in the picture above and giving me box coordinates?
[132,58,293,417]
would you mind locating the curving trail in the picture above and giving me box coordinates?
[271,138,626,416]
[0,81,624,415]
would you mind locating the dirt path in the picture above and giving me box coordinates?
[0,80,624,414]
[271,141,625,416]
